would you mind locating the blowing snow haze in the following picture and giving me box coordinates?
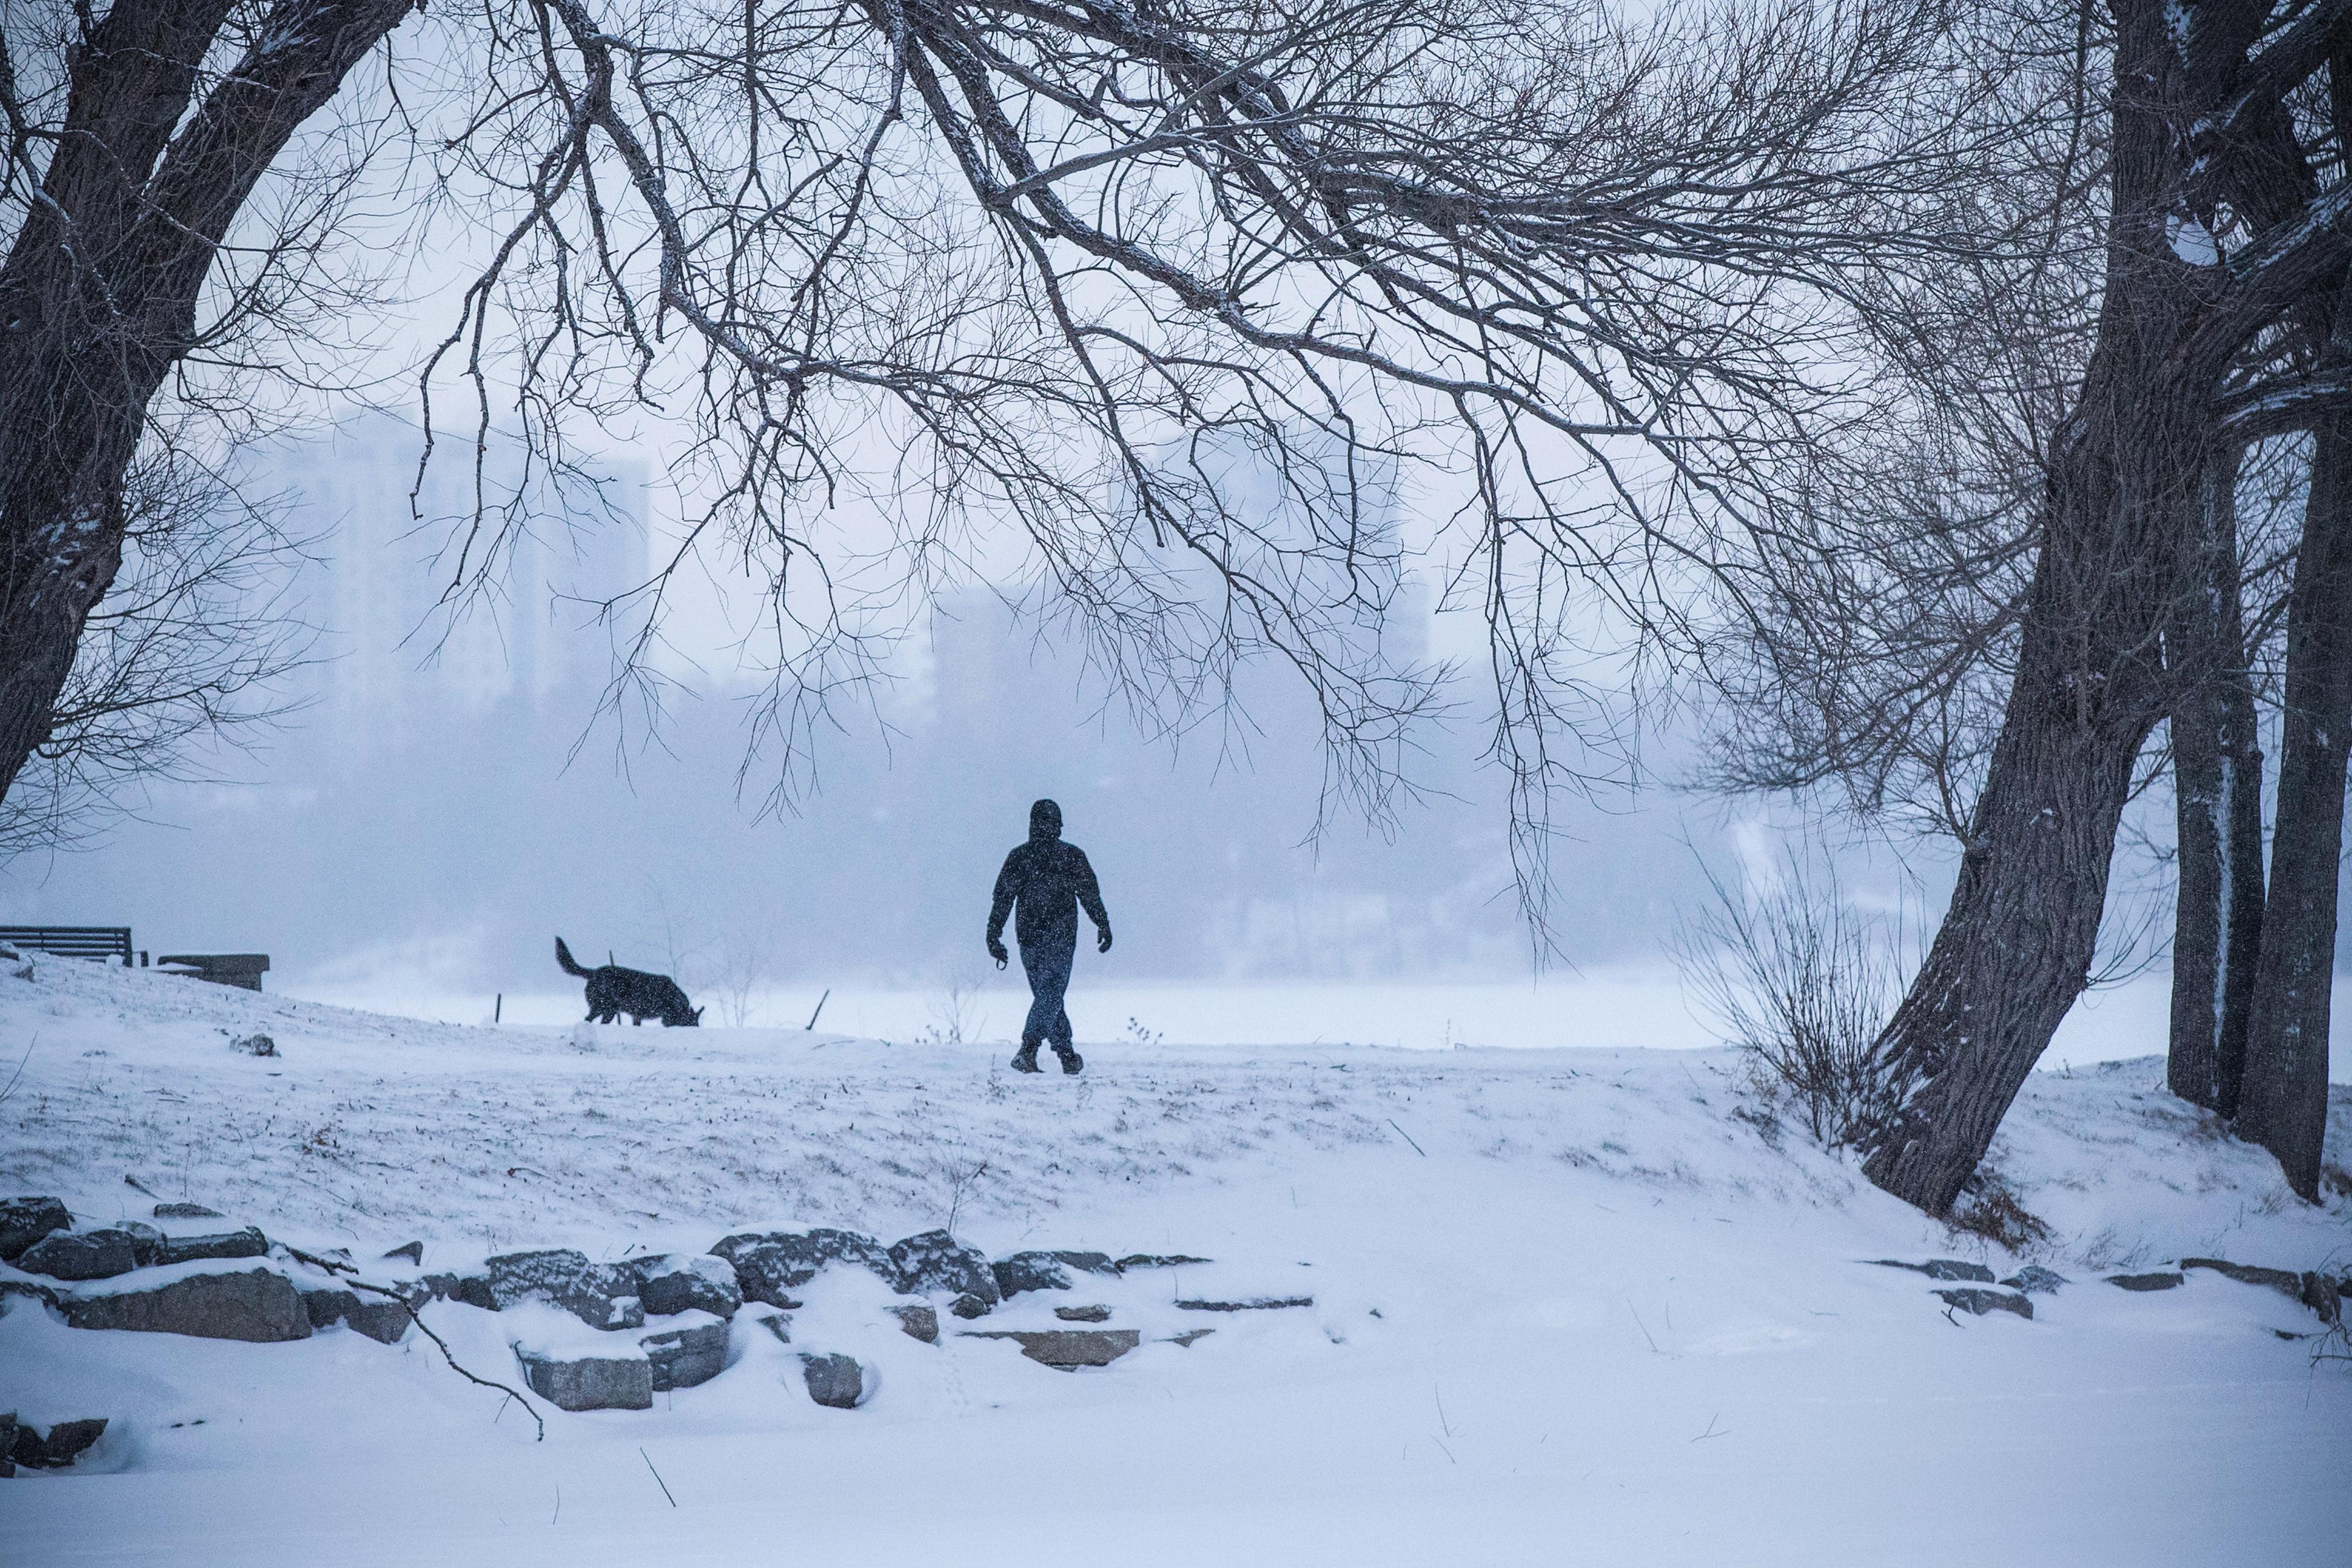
[1,415,1722,1006]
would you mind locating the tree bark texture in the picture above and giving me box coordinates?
[2163,448,2266,1117]
[2238,415,2352,1199]
[0,0,414,804]
[1856,0,2273,1214]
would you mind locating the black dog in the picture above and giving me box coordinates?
[556,937,703,1026]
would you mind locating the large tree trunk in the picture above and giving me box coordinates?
[2163,448,2266,1116]
[2237,415,2352,1199]
[1858,395,2185,1213]
[0,0,414,806]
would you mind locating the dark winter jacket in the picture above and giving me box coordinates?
[988,801,1111,951]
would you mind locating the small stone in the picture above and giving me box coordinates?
[799,1352,867,1408]
[1936,1288,2033,1319]
[2106,1272,2186,1292]
[632,1254,742,1319]
[516,1347,653,1412]
[157,1227,268,1267]
[960,1328,1141,1368]
[756,1311,792,1344]
[65,1267,312,1342]
[41,1419,106,1468]
[350,1300,412,1344]
[891,1304,940,1343]
[1998,1265,2070,1295]
[1168,1329,1214,1348]
[8,1418,40,1471]
[230,1033,278,1057]
[18,1229,138,1282]
[1866,1258,1996,1283]
[1055,1304,1111,1323]
[382,1241,424,1265]
[886,1230,1002,1308]
[152,1203,224,1220]
[949,1292,990,1320]
[0,1197,70,1261]
[1175,1297,1314,1313]
[639,1317,729,1391]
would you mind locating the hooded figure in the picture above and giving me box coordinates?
[986,798,1113,1073]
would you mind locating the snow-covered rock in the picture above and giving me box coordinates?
[481,1248,643,1329]
[155,1227,268,1267]
[510,1306,654,1411]
[639,1312,729,1390]
[888,1229,1000,1308]
[631,1253,742,1319]
[960,1328,1142,1368]
[61,1265,312,1342]
[18,1229,139,1281]
[0,1197,69,1261]
[796,1351,867,1408]
[992,1248,1120,1297]
[712,1229,891,1305]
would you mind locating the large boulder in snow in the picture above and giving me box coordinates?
[481,1249,644,1329]
[888,1230,1000,1308]
[18,1229,139,1281]
[639,1314,729,1390]
[0,1197,70,1261]
[516,1346,654,1412]
[960,1328,1142,1369]
[152,1202,223,1219]
[2,1415,107,1472]
[64,1267,312,1342]
[631,1254,742,1319]
[712,1229,891,1306]
[157,1227,269,1267]
[797,1352,869,1408]
[992,1250,1121,1298]
[1936,1288,2033,1320]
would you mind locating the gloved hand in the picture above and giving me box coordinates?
[987,936,1009,970]
[1097,927,1114,954]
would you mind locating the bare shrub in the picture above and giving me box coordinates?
[1948,1172,2053,1253]
[1676,846,1912,1150]
[919,972,988,1049]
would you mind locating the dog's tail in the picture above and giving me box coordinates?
[555,937,592,977]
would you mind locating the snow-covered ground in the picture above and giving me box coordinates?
[2,956,2348,1565]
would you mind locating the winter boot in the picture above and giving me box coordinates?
[1055,1046,1084,1076]
[1011,1043,1043,1073]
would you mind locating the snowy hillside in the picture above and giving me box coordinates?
[2,954,2347,1566]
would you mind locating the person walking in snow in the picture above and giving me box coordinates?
[986,798,1113,1074]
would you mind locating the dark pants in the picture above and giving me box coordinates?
[1019,935,1076,1051]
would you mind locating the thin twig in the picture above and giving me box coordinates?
[1387,1118,1426,1157]
[344,1278,546,1441]
[0,1033,34,1107]
[641,1446,678,1507]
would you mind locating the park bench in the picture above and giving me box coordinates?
[0,925,134,967]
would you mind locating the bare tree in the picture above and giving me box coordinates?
[3,0,2009,872]
[1706,0,2352,1210]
